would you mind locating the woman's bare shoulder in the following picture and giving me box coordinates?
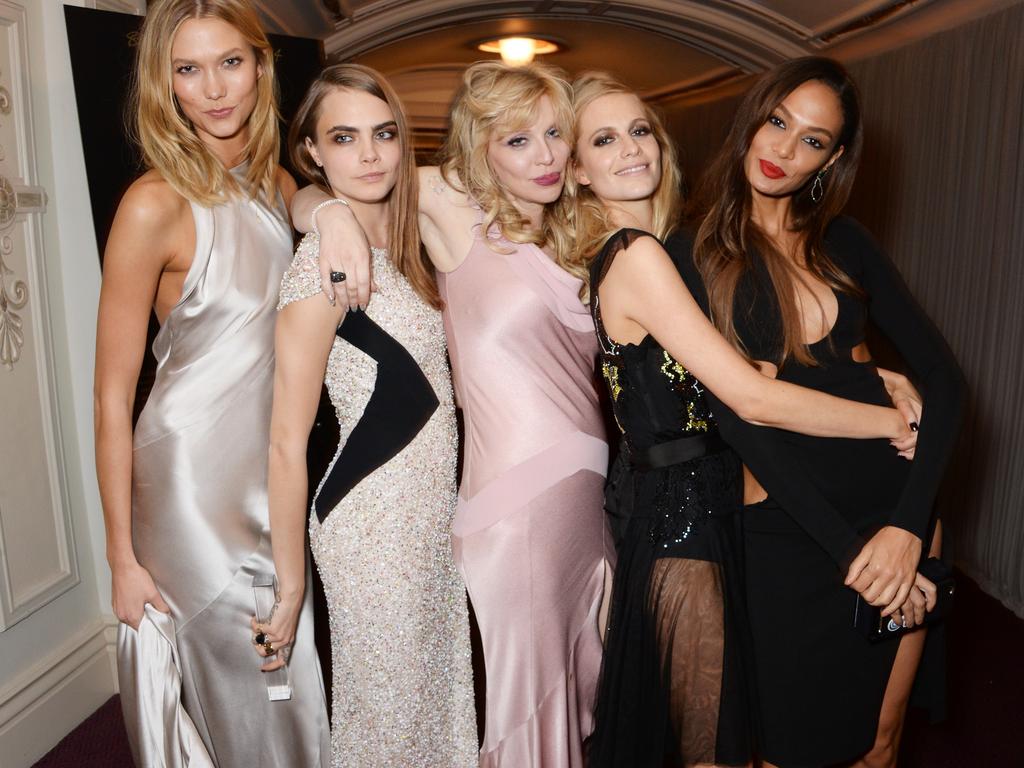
[117,170,190,230]
[275,165,298,207]
[106,171,192,268]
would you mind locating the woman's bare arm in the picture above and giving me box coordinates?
[602,236,912,440]
[257,289,341,669]
[276,166,298,216]
[94,177,186,629]
[290,184,371,310]
[416,166,477,273]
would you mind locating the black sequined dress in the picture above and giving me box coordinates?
[587,229,751,767]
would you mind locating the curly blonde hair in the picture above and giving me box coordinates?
[568,71,682,300]
[439,61,576,272]
[130,0,280,206]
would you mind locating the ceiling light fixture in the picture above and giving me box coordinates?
[477,36,561,67]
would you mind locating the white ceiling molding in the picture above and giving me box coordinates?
[324,1,812,72]
[639,64,749,107]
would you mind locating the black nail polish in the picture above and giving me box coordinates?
[909,422,919,432]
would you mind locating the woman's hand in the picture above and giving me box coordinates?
[111,559,170,630]
[250,592,302,672]
[315,203,373,310]
[290,185,372,310]
[886,571,937,629]
[845,525,923,616]
[878,367,922,459]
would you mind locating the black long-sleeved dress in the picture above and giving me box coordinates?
[666,216,966,767]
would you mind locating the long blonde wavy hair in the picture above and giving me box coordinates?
[130,0,280,206]
[439,61,576,272]
[569,71,682,300]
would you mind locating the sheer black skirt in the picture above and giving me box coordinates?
[589,445,753,767]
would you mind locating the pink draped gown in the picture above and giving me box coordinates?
[438,221,613,767]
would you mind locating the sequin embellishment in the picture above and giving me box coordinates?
[278,235,478,766]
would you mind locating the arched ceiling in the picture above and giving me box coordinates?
[250,0,1017,142]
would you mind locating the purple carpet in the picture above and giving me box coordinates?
[32,570,1024,767]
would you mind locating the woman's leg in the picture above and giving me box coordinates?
[852,520,943,768]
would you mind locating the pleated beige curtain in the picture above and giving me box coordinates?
[669,2,1024,617]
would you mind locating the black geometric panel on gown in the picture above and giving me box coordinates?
[313,310,439,522]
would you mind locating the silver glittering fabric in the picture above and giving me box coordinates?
[279,235,478,767]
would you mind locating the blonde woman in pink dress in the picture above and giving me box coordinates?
[294,62,613,767]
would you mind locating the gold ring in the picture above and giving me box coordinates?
[263,640,275,655]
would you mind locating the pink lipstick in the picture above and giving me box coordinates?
[206,106,235,119]
[532,172,562,187]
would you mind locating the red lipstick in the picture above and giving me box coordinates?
[532,172,562,187]
[759,159,786,179]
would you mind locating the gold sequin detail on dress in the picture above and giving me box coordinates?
[279,234,477,767]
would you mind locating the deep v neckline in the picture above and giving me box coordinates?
[804,286,842,348]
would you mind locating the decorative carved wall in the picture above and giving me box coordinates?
[0,0,77,631]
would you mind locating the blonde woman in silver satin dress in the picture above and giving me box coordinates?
[93,1,329,765]
[253,65,477,766]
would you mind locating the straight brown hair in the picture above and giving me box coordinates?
[690,56,864,366]
[288,64,439,309]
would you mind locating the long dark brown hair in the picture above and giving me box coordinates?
[288,64,439,309]
[691,56,864,366]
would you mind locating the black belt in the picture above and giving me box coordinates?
[627,431,727,471]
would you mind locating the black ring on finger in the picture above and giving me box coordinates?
[329,270,347,283]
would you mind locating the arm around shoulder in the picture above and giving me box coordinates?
[611,237,908,440]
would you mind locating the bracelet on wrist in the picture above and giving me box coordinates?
[311,197,350,237]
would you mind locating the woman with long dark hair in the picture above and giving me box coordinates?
[667,56,964,767]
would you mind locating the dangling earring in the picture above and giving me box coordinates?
[811,169,826,203]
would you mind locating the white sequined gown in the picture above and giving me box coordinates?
[277,236,478,767]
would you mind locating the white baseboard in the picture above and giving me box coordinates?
[0,616,119,768]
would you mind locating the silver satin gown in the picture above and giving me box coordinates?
[117,170,331,768]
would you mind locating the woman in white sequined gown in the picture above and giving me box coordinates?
[254,65,477,767]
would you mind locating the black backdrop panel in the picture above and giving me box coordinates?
[64,5,323,258]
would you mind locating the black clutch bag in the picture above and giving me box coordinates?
[853,557,955,642]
